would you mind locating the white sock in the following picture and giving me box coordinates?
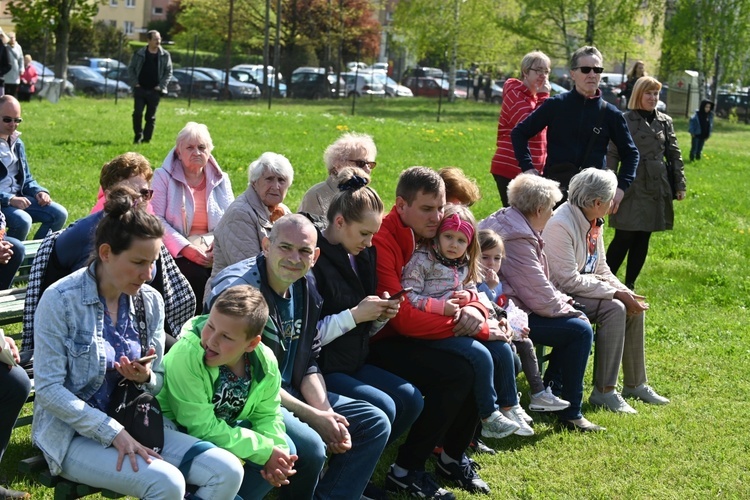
[391,464,409,478]
[533,390,546,398]
[440,451,459,465]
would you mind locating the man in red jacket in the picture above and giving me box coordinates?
[369,167,493,499]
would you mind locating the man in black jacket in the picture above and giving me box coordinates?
[127,30,172,144]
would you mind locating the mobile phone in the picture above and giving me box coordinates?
[388,287,413,301]
[133,354,157,365]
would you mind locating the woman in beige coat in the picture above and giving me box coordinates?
[605,77,686,291]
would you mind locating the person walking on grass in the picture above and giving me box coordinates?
[688,100,714,161]
[127,30,172,144]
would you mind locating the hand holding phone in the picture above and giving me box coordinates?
[133,354,157,365]
[387,287,413,301]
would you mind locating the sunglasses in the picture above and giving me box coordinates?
[138,189,154,201]
[573,66,604,74]
[2,117,22,124]
[350,159,377,169]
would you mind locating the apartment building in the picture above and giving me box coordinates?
[94,0,171,40]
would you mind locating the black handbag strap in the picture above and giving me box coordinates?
[580,98,607,168]
[133,291,149,354]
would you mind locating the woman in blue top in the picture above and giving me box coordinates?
[32,187,243,499]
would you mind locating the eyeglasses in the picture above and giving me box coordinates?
[530,67,550,76]
[350,159,377,170]
[138,189,154,201]
[573,66,604,74]
[2,117,22,124]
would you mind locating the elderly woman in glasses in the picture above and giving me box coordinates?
[206,152,293,299]
[543,168,669,414]
[23,152,196,353]
[511,46,639,207]
[151,122,234,313]
[490,51,551,207]
[298,132,377,216]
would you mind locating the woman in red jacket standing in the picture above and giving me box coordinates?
[490,51,551,206]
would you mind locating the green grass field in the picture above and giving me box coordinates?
[3,95,749,499]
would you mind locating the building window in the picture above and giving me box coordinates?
[124,21,134,34]
[110,0,118,6]
[153,7,163,14]
[126,0,135,6]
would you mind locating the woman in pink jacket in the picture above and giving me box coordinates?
[479,173,603,432]
[490,51,551,206]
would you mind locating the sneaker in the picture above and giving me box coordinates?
[385,467,455,499]
[514,393,534,424]
[500,406,535,436]
[480,410,520,439]
[560,416,607,432]
[362,480,389,500]
[589,388,637,414]
[529,386,571,412]
[435,455,490,495]
[622,384,670,405]
[468,438,496,455]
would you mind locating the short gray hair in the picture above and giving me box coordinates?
[521,51,551,77]
[570,46,603,69]
[507,173,562,216]
[175,122,214,153]
[248,152,294,186]
[323,133,377,174]
[568,168,617,209]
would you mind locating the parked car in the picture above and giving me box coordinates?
[715,93,750,119]
[171,69,220,99]
[370,71,413,97]
[186,67,261,99]
[231,64,286,96]
[103,67,181,98]
[341,72,386,97]
[66,65,131,97]
[28,61,75,96]
[402,67,445,80]
[455,78,503,103]
[346,61,368,71]
[289,67,345,99]
[230,68,287,97]
[72,57,127,75]
[371,62,388,72]
[403,76,467,99]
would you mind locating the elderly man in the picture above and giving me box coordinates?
[369,166,500,499]
[3,32,23,97]
[127,30,173,144]
[205,214,390,500]
[0,95,67,240]
[512,45,639,211]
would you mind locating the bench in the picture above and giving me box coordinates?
[19,455,124,500]
[0,239,43,326]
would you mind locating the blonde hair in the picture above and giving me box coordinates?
[323,133,377,174]
[628,76,663,111]
[437,204,481,284]
[439,167,481,207]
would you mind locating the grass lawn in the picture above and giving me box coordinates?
[3,95,749,499]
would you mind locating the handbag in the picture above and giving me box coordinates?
[106,292,164,453]
[187,232,214,253]
[19,82,32,94]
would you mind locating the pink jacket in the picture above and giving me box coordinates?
[478,206,582,319]
[151,148,234,257]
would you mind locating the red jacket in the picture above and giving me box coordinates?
[372,206,489,341]
[490,78,548,179]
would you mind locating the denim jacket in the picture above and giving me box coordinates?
[0,133,47,206]
[31,264,165,476]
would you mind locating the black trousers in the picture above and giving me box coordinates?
[368,336,479,471]
[132,87,162,142]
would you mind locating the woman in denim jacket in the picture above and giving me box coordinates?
[32,187,243,499]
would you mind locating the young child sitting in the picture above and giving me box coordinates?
[477,229,570,414]
[401,203,531,438]
[158,285,297,499]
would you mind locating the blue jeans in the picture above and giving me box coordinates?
[1,364,31,463]
[59,426,244,499]
[324,364,423,446]
[280,392,389,500]
[2,197,67,240]
[527,314,594,420]
[0,236,24,289]
[690,135,706,160]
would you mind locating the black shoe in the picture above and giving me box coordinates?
[385,467,455,499]
[469,438,497,455]
[435,455,490,495]
[134,134,142,144]
[362,480,389,500]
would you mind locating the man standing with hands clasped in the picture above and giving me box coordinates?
[127,30,172,144]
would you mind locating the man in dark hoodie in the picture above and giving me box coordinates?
[688,99,714,161]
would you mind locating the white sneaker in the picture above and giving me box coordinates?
[622,384,670,404]
[481,410,520,439]
[529,387,571,412]
[589,388,637,414]
[500,407,534,436]
[514,404,534,425]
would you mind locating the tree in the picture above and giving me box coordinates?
[7,0,103,79]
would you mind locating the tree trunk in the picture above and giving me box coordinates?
[54,1,72,80]
[585,0,596,45]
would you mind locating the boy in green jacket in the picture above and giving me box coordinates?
[158,285,297,499]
